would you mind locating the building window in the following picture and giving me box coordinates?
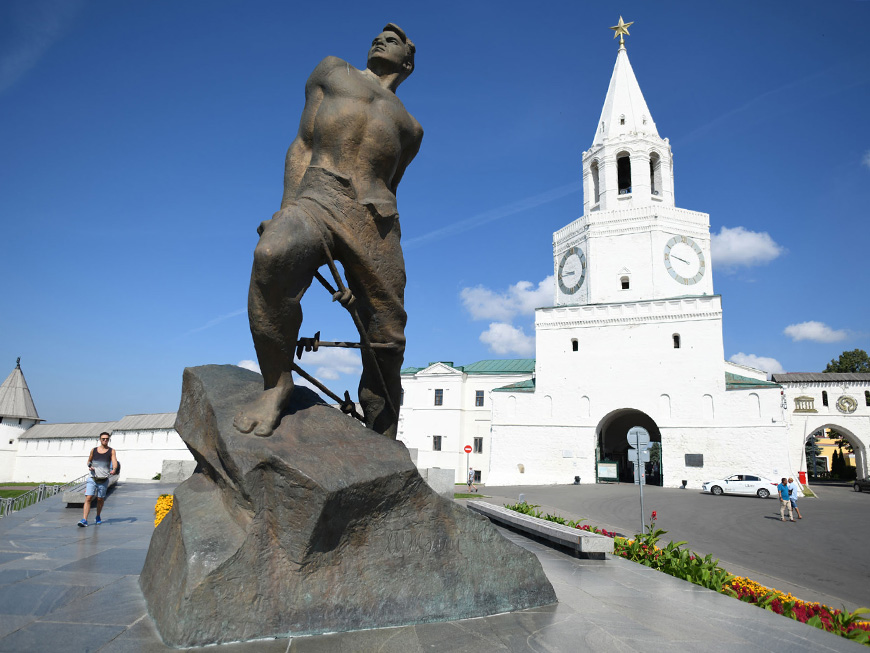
[432,435,442,451]
[617,151,632,194]
[673,334,681,349]
[822,391,828,407]
[590,160,600,204]
[434,389,443,406]
[475,390,484,407]
[400,389,404,406]
[473,469,481,482]
[474,437,483,453]
[18,418,22,425]
[650,151,662,196]
[572,338,578,352]
[865,390,869,406]
[620,276,630,290]
[619,114,625,125]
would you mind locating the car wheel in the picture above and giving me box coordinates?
[757,488,770,499]
[711,485,723,496]
[855,483,862,492]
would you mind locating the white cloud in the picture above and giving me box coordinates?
[729,353,785,375]
[863,150,870,170]
[711,226,784,269]
[305,348,362,380]
[479,322,535,356]
[237,359,260,373]
[238,348,361,383]
[461,276,554,321]
[783,321,848,343]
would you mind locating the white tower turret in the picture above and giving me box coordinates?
[0,358,43,481]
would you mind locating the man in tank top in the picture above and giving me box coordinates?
[78,431,118,527]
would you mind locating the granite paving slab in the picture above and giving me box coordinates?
[0,482,863,652]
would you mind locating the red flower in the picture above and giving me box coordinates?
[651,511,657,521]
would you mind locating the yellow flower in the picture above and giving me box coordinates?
[154,494,174,527]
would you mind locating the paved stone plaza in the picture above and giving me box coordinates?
[0,482,861,651]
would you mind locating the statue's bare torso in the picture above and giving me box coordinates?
[282,56,422,218]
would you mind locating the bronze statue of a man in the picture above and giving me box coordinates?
[234,24,423,439]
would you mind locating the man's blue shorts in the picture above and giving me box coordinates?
[86,477,109,499]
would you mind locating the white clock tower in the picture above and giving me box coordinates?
[554,19,714,307]
[486,19,794,491]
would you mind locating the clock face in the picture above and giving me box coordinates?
[663,236,706,285]
[558,246,586,295]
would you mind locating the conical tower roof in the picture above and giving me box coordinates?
[0,358,42,421]
[592,41,659,147]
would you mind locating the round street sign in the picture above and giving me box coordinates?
[464,445,473,453]
[626,426,650,449]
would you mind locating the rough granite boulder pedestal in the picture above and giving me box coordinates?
[139,365,556,647]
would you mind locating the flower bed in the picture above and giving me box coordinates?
[505,502,869,646]
[154,494,173,527]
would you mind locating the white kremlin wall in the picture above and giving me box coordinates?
[11,415,193,483]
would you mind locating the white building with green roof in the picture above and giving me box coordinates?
[398,359,534,484]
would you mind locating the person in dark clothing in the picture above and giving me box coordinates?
[78,432,118,527]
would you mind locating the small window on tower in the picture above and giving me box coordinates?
[865,390,870,406]
[620,276,630,290]
[617,152,632,194]
[673,334,681,349]
[590,160,600,205]
[572,339,578,352]
[432,436,442,451]
[650,152,662,196]
[822,391,828,407]
[619,114,625,125]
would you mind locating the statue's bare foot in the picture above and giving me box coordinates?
[233,382,294,437]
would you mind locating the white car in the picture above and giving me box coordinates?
[702,474,778,498]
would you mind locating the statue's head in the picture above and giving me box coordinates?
[368,23,415,81]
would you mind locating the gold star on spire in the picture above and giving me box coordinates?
[610,16,634,49]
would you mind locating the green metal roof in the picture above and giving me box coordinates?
[401,359,535,376]
[460,359,535,374]
[725,372,781,390]
[492,378,536,393]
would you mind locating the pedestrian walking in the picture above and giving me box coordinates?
[467,467,478,493]
[777,477,794,522]
[787,477,803,519]
[78,432,117,527]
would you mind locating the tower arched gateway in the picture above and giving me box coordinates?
[597,409,662,485]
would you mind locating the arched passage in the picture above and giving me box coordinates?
[804,423,868,481]
[597,408,662,485]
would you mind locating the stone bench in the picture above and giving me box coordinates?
[63,474,119,506]
[466,501,614,559]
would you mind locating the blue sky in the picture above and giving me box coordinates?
[2,0,869,423]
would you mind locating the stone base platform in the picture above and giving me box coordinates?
[139,365,556,647]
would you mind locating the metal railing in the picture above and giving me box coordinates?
[0,474,89,519]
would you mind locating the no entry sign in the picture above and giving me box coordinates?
[464,445,472,453]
